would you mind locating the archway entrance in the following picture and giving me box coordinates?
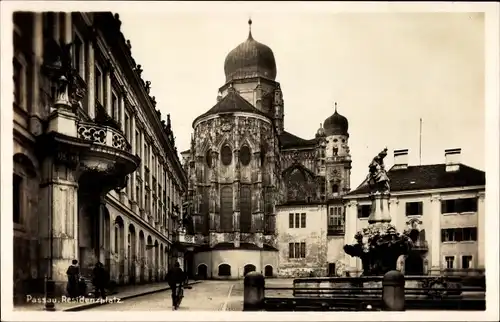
[197,264,208,279]
[218,264,231,277]
[405,253,424,275]
[128,225,136,284]
[264,265,273,277]
[244,264,256,276]
[138,231,145,283]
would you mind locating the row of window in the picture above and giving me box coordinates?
[288,242,306,259]
[445,255,474,269]
[14,14,182,235]
[206,146,252,168]
[441,227,478,242]
[357,198,479,218]
[289,213,306,228]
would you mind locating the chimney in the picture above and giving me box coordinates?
[445,148,461,172]
[393,149,409,170]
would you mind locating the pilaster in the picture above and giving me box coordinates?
[105,61,113,116]
[85,27,96,118]
[119,86,127,133]
[233,148,241,243]
[38,156,79,295]
[62,12,72,45]
[429,194,441,273]
[477,191,485,269]
[29,12,44,136]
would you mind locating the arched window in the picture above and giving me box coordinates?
[240,146,251,166]
[240,184,252,233]
[218,264,231,277]
[332,184,339,194]
[220,185,233,232]
[221,145,232,166]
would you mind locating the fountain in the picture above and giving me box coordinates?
[343,148,414,276]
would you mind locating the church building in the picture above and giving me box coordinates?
[181,20,352,279]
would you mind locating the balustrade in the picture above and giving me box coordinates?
[77,121,131,152]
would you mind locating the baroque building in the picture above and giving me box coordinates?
[343,148,485,276]
[181,20,352,278]
[12,12,186,301]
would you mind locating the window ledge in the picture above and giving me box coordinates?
[460,212,476,216]
[406,214,422,218]
[442,212,459,216]
[442,241,457,244]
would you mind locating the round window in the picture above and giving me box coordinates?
[333,138,338,143]
[221,145,232,166]
[240,146,251,166]
[206,149,213,168]
[342,139,346,143]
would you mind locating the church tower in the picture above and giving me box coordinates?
[184,20,280,279]
[322,102,351,198]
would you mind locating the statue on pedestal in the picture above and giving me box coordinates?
[344,148,413,276]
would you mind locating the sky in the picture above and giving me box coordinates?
[118,11,485,188]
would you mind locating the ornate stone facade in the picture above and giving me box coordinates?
[182,21,352,279]
[12,12,186,302]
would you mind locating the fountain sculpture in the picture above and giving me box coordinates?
[344,148,414,276]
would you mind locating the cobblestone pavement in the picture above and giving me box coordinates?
[87,280,236,311]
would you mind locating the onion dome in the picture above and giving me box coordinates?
[223,19,277,82]
[323,102,349,136]
[315,123,326,138]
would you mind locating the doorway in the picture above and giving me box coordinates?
[328,263,336,277]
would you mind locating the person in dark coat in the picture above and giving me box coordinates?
[166,262,187,310]
[92,262,109,299]
[66,259,80,299]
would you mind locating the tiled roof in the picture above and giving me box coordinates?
[279,131,317,149]
[347,163,485,196]
[192,90,269,126]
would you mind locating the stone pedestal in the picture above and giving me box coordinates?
[368,192,391,224]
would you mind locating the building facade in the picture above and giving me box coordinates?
[181,21,353,279]
[275,104,352,278]
[343,148,486,276]
[12,12,186,300]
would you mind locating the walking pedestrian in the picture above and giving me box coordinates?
[92,262,109,299]
[166,262,186,310]
[66,259,80,299]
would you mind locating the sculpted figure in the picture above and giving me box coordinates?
[367,148,390,193]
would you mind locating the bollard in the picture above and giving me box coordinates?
[44,276,56,311]
[382,270,405,311]
[243,271,265,311]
